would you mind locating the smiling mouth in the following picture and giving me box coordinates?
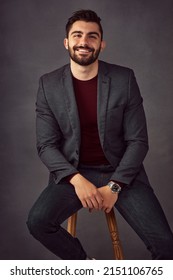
[74,46,94,54]
[77,50,91,55]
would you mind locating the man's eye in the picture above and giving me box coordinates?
[74,34,81,38]
[89,35,97,39]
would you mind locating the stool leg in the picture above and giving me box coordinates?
[105,208,124,260]
[67,212,77,237]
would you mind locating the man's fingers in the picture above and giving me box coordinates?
[82,195,103,210]
[94,193,104,209]
[81,200,88,208]
[90,193,104,210]
[105,207,111,213]
[81,198,95,209]
[102,206,112,213]
[86,198,94,209]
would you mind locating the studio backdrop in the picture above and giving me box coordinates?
[1,0,173,259]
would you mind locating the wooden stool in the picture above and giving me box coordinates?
[67,208,124,259]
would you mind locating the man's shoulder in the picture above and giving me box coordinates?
[99,60,133,76]
[40,63,70,81]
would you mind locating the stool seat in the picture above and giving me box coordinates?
[67,208,124,259]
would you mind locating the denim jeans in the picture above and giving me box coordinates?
[27,164,173,259]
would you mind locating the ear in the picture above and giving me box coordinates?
[64,38,68,50]
[100,40,106,52]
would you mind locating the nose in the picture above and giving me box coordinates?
[79,35,89,46]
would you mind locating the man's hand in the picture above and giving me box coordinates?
[98,186,118,213]
[70,173,104,210]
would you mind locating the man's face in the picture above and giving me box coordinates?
[64,21,105,66]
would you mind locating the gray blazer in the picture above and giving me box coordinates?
[36,60,150,186]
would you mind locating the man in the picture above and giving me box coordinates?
[27,10,173,259]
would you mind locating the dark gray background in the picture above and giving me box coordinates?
[1,0,173,260]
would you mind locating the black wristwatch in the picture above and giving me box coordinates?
[107,181,121,193]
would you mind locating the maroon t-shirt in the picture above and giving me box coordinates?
[73,75,109,165]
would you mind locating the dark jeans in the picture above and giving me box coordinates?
[27,164,173,259]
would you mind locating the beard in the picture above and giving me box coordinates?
[68,44,101,66]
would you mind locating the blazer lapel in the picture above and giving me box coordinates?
[97,62,110,147]
[62,65,81,148]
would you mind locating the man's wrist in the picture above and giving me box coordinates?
[65,172,79,184]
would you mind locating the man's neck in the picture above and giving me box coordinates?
[70,59,99,81]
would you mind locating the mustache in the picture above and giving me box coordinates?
[73,45,95,52]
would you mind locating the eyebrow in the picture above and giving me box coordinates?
[70,31,100,37]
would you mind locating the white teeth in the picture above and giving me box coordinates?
[77,48,90,53]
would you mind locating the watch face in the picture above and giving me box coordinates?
[112,185,120,192]
[108,181,121,193]
[109,182,121,193]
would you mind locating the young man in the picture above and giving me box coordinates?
[27,10,173,259]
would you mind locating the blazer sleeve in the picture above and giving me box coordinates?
[110,70,149,185]
[36,77,78,183]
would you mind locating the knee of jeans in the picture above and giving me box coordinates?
[26,211,42,237]
[26,210,60,238]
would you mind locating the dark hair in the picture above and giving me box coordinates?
[66,10,103,39]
